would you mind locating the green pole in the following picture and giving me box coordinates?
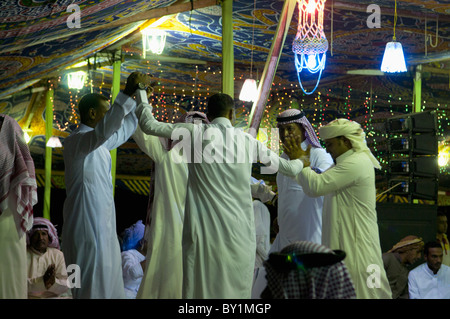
[43,84,54,220]
[413,64,422,113]
[110,54,121,196]
[222,0,234,97]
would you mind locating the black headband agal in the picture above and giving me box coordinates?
[276,111,305,123]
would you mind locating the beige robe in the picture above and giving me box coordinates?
[296,149,392,299]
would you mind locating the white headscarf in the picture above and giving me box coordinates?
[319,118,381,169]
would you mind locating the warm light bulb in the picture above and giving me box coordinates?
[438,147,449,167]
[306,0,316,13]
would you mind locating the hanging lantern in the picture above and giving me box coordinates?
[380,0,407,73]
[141,28,167,58]
[292,0,328,95]
[46,136,62,148]
[239,78,258,102]
[67,71,87,90]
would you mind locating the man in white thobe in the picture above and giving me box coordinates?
[285,118,392,299]
[252,109,333,299]
[135,89,303,298]
[273,109,333,249]
[62,72,146,299]
[134,112,208,299]
[0,114,37,299]
[408,241,450,299]
[27,217,70,299]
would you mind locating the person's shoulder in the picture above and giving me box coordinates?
[409,262,426,275]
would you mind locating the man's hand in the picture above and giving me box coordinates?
[123,72,155,97]
[43,264,56,290]
[283,134,311,167]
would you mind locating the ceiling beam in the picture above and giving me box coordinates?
[2,0,218,54]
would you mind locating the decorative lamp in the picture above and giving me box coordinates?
[240,0,258,102]
[67,71,87,90]
[380,0,407,73]
[46,136,62,148]
[292,0,328,95]
[141,28,166,58]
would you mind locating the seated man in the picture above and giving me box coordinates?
[120,220,146,299]
[408,241,450,299]
[27,217,70,299]
[382,236,423,299]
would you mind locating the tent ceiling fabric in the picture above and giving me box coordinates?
[0,0,449,193]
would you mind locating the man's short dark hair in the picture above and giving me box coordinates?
[78,93,109,124]
[424,241,442,256]
[207,93,234,120]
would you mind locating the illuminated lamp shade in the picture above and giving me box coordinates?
[46,136,62,148]
[239,78,258,102]
[67,71,87,90]
[293,0,328,95]
[380,42,407,73]
[141,28,166,58]
[380,0,406,73]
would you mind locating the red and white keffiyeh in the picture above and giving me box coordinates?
[0,114,37,238]
[276,109,322,149]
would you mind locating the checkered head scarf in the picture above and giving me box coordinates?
[263,241,356,299]
[319,118,381,169]
[27,217,60,249]
[276,109,322,149]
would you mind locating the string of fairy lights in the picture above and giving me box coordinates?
[44,62,450,176]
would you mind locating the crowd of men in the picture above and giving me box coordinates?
[1,71,449,299]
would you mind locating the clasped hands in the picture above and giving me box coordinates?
[282,134,311,167]
[123,71,157,99]
[43,264,56,290]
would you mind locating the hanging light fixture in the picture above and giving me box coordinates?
[380,0,407,73]
[46,136,62,148]
[141,28,167,58]
[67,71,87,90]
[239,0,258,102]
[292,0,328,95]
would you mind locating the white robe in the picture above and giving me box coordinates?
[0,203,27,299]
[27,247,70,299]
[296,149,392,299]
[133,126,188,299]
[272,141,333,250]
[136,103,303,298]
[61,92,137,299]
[251,142,333,299]
[121,249,145,299]
[253,200,271,269]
